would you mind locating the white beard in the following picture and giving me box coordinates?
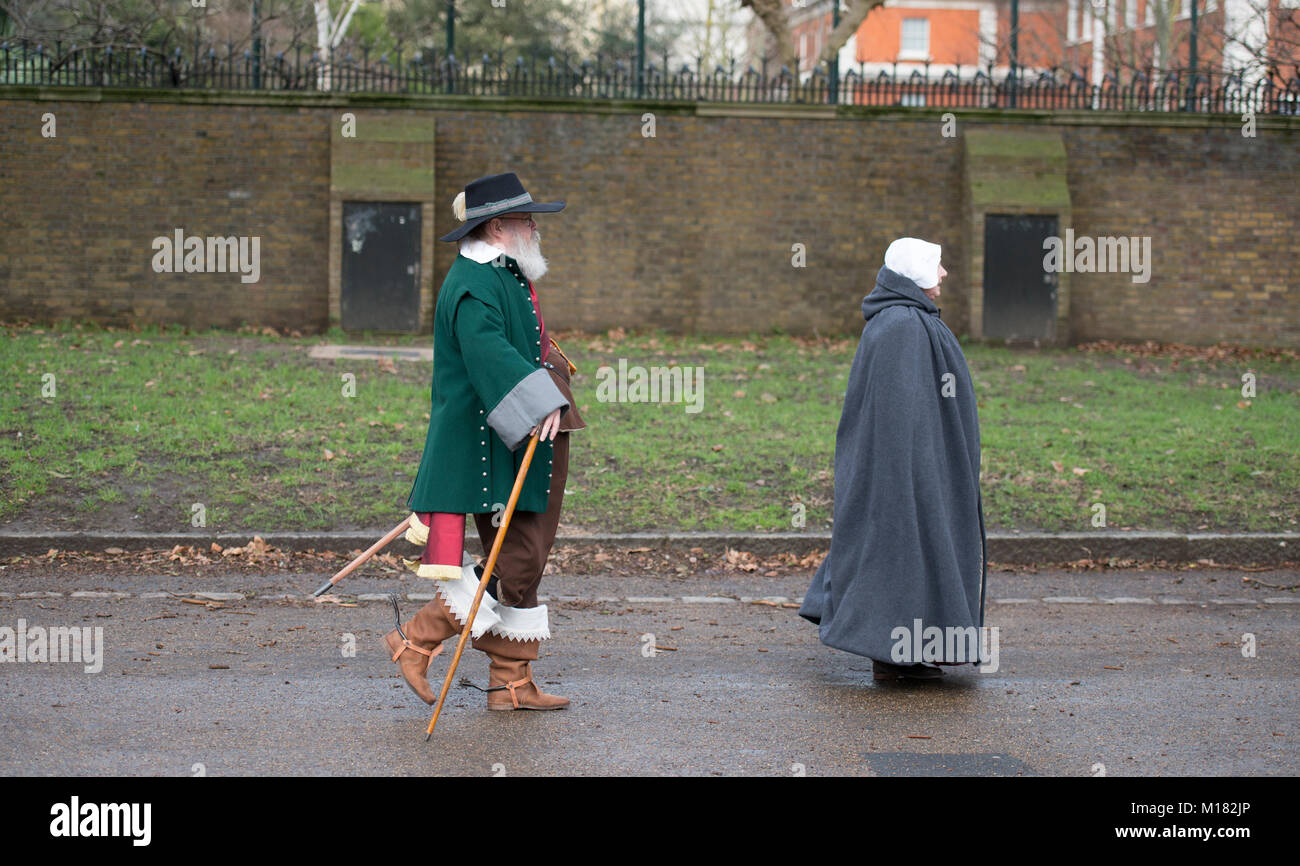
[503,226,548,282]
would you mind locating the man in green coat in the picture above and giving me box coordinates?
[383,173,585,711]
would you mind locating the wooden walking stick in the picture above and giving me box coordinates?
[425,429,541,740]
[311,518,412,598]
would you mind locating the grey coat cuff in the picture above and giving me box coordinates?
[487,368,569,451]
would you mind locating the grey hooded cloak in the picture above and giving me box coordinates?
[799,264,987,663]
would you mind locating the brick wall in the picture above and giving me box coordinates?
[1,99,330,331]
[1,90,1295,346]
[1060,124,1294,346]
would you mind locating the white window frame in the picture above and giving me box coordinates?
[1082,3,1093,39]
[898,17,931,61]
[1069,0,1080,42]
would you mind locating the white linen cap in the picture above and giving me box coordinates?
[884,237,943,289]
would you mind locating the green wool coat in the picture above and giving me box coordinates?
[406,253,569,515]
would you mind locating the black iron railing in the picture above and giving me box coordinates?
[3,39,1298,115]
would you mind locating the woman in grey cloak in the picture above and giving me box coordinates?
[799,238,988,681]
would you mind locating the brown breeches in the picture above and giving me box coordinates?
[472,430,568,609]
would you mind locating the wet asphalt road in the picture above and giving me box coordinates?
[1,567,1296,776]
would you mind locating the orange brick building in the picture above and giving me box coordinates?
[781,0,1300,85]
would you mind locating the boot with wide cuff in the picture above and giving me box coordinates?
[382,595,459,704]
[386,554,503,704]
[472,612,568,711]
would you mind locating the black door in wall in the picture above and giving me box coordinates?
[341,202,421,332]
[983,214,1058,342]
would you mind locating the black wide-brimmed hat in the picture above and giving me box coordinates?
[439,172,565,242]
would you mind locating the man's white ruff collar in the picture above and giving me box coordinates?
[459,237,507,264]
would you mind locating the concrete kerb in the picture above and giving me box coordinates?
[0,531,1295,566]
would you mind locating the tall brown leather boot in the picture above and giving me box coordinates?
[472,633,569,711]
[382,595,462,704]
